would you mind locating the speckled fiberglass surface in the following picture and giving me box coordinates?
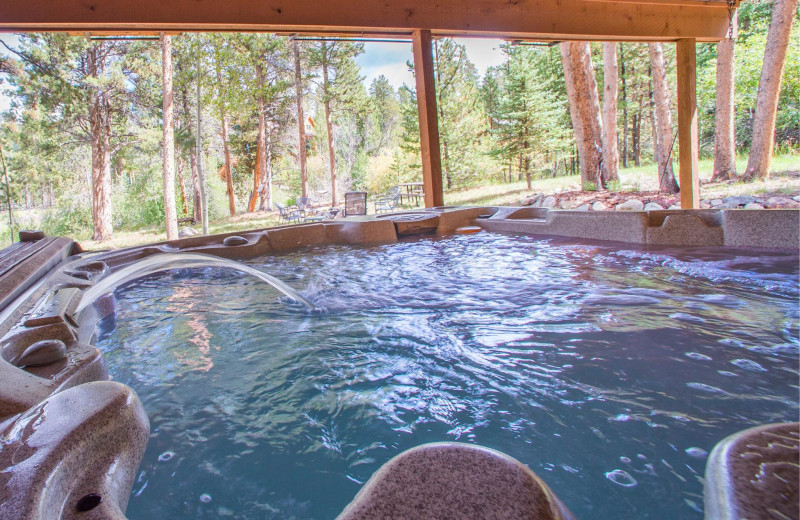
[94,232,799,519]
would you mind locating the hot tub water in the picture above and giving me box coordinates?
[94,233,799,519]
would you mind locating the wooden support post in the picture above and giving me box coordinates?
[412,29,444,208]
[677,38,699,209]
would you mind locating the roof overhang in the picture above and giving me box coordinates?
[0,0,737,42]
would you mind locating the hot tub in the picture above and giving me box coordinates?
[0,207,798,520]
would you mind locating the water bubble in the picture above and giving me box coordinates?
[717,370,738,377]
[685,447,708,459]
[611,414,632,422]
[584,294,661,306]
[605,469,638,487]
[686,382,725,393]
[637,454,648,461]
[731,359,766,372]
[699,294,742,308]
[684,352,712,361]
[669,313,706,323]
[684,499,703,513]
[620,456,631,464]
[718,338,745,348]
[157,451,175,462]
[199,493,212,503]
[747,343,797,355]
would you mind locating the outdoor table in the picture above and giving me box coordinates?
[304,207,340,222]
[397,182,424,205]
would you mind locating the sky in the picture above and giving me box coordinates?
[355,37,506,90]
[0,36,507,112]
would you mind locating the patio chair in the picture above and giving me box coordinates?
[296,196,311,216]
[375,186,401,214]
[276,202,302,224]
[344,192,367,217]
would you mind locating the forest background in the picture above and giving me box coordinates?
[0,2,797,248]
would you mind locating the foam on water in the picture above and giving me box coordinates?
[94,233,799,520]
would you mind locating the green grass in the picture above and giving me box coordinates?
[446,154,800,207]
[1,153,797,251]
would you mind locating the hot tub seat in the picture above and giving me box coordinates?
[337,443,575,520]
[704,422,799,520]
[0,381,150,520]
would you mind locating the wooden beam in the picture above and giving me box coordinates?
[0,0,733,42]
[412,30,444,209]
[677,38,700,209]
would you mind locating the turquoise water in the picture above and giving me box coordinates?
[94,233,800,519]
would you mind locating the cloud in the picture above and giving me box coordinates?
[357,37,507,92]
[356,42,415,90]
[454,38,506,76]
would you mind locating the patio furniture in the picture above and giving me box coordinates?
[276,202,302,224]
[344,192,367,217]
[296,196,312,216]
[398,182,424,206]
[375,186,401,214]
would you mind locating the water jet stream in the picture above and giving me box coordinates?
[75,252,314,313]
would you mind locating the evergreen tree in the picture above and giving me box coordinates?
[491,45,569,189]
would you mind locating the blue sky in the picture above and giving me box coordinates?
[356,38,505,90]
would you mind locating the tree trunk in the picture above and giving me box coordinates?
[180,87,202,223]
[712,12,738,182]
[602,42,620,186]
[322,55,337,207]
[215,57,235,216]
[293,39,309,198]
[196,57,208,235]
[620,43,629,169]
[248,142,262,213]
[250,102,267,213]
[88,46,112,241]
[258,134,274,212]
[560,41,604,190]
[524,154,532,190]
[649,43,680,193]
[161,34,178,240]
[176,156,189,216]
[744,0,797,180]
[635,93,643,166]
[221,113,235,215]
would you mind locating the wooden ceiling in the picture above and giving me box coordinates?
[1,0,735,42]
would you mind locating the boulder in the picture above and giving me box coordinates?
[520,193,541,206]
[723,195,756,207]
[709,199,724,207]
[179,227,198,238]
[764,196,800,209]
[540,196,556,208]
[591,201,607,211]
[615,199,644,211]
[643,202,664,211]
[574,204,590,211]
[744,203,765,210]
